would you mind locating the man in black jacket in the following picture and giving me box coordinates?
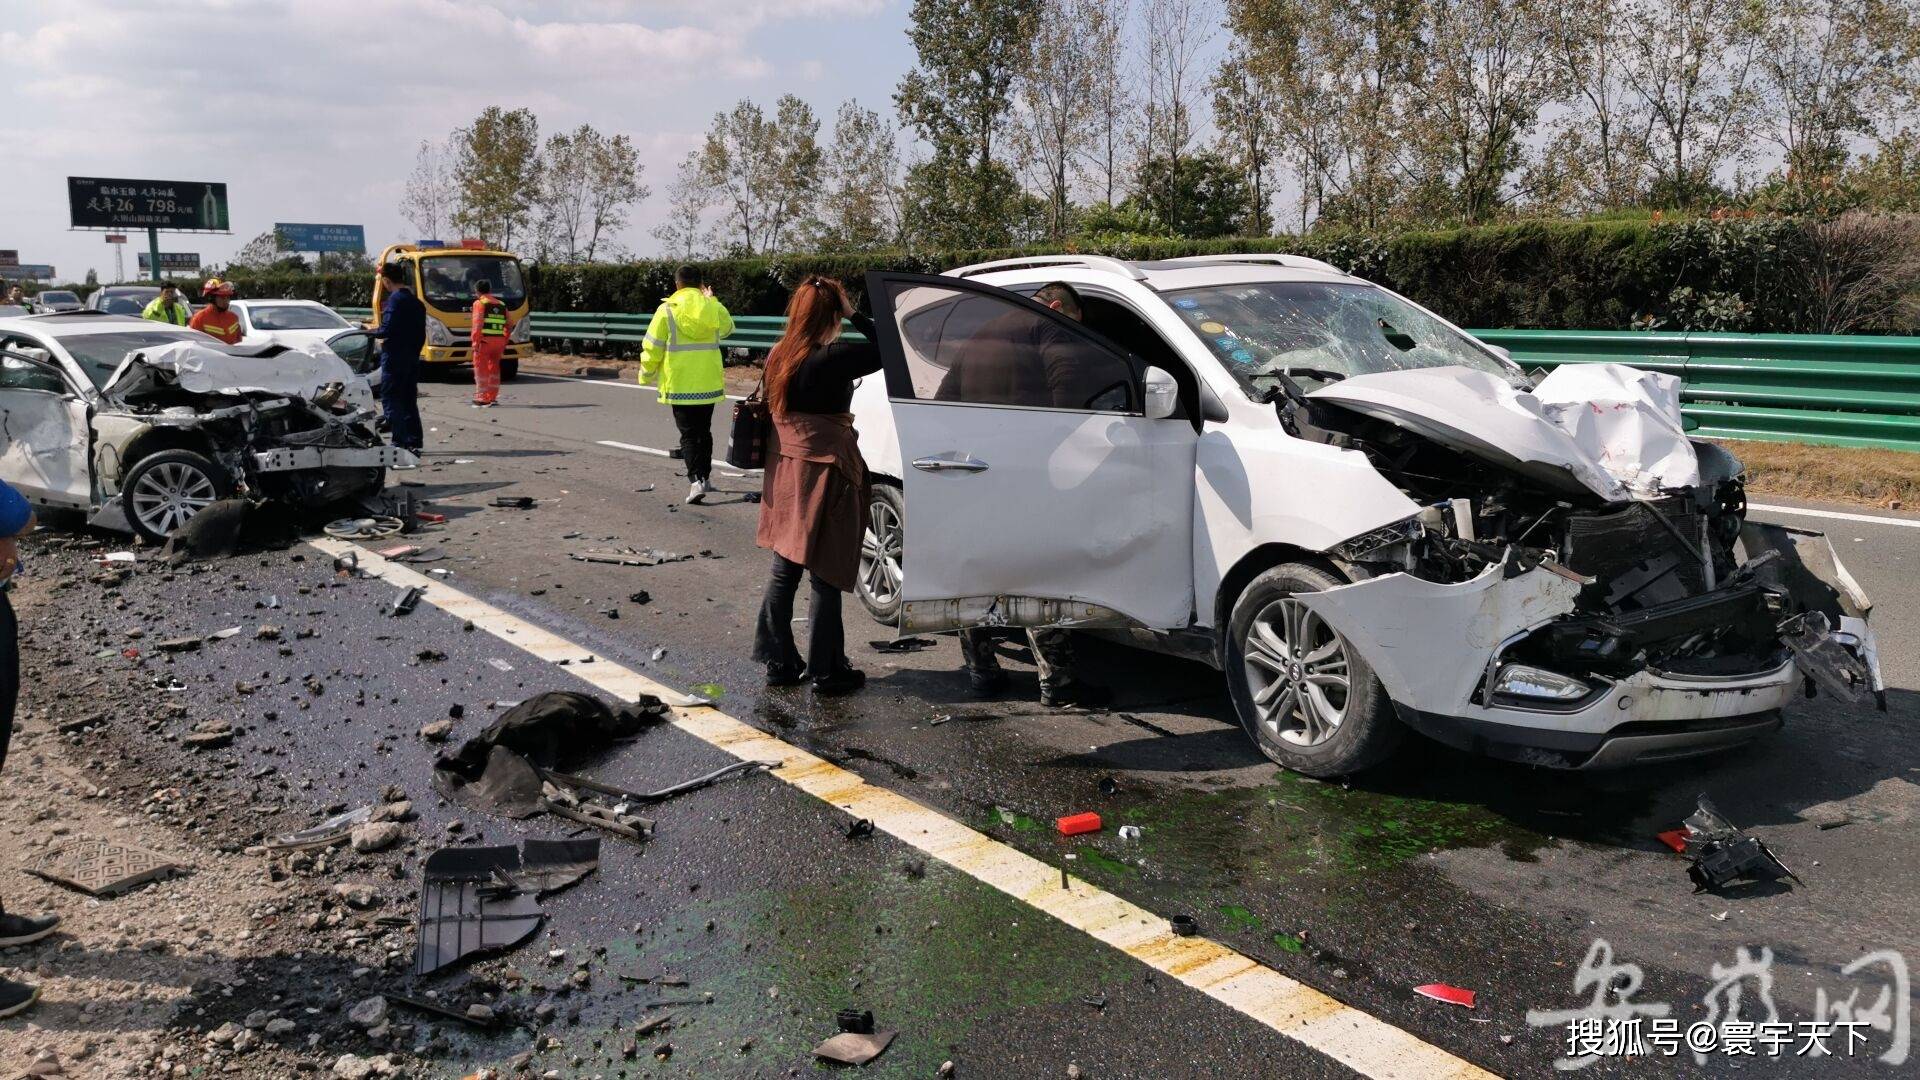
[368,262,428,452]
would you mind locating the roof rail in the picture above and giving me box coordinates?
[944,255,1149,282]
[1161,253,1347,276]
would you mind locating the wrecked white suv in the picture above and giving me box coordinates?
[849,256,1884,776]
[0,312,416,542]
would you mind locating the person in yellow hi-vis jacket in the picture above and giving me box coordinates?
[639,265,734,504]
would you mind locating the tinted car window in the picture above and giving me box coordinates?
[884,281,1135,412]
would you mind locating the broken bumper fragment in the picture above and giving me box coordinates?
[1299,534,1881,770]
[251,445,421,473]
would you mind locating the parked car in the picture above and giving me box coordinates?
[848,255,1883,776]
[0,312,414,542]
[32,290,83,312]
[227,299,355,349]
[84,285,165,316]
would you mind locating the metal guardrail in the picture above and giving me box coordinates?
[332,309,862,351]
[1473,330,1920,452]
[333,305,1918,451]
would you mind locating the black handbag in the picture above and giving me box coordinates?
[726,378,771,470]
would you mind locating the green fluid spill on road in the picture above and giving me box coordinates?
[1075,846,1133,878]
[693,682,725,699]
[988,806,1043,833]
[554,865,1135,1078]
[1273,932,1306,953]
[1218,904,1262,929]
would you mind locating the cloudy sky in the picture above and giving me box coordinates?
[1,0,909,283]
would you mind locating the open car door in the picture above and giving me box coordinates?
[0,348,92,511]
[866,272,1199,635]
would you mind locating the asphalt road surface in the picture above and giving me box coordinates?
[12,368,1919,1078]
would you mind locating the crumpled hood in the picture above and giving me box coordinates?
[1307,363,1700,501]
[102,340,376,414]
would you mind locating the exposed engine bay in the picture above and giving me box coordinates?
[90,342,415,531]
[1279,363,1883,731]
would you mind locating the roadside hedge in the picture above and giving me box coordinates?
[219,216,1918,334]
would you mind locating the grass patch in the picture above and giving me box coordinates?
[1720,439,1920,509]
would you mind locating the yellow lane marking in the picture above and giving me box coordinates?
[310,538,1496,1080]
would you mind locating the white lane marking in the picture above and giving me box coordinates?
[520,372,748,402]
[1747,503,1920,530]
[596,440,671,458]
[306,538,1496,1080]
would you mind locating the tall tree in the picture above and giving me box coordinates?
[652,151,717,260]
[812,101,906,251]
[697,96,823,255]
[451,107,542,249]
[1211,45,1281,234]
[1540,0,1651,212]
[1418,0,1561,222]
[1756,0,1920,184]
[1012,0,1098,239]
[895,0,1039,242]
[1129,151,1253,238]
[1615,0,1765,207]
[1135,0,1217,227]
[536,124,649,262]
[1077,0,1133,207]
[398,138,455,241]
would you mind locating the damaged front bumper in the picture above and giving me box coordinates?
[1299,527,1883,770]
[252,445,421,473]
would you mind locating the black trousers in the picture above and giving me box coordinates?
[671,404,714,482]
[0,591,16,776]
[751,555,844,675]
[381,354,424,452]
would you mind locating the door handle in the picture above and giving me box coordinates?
[911,453,989,473]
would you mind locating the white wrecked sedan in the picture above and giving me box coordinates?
[849,256,1883,776]
[0,312,416,542]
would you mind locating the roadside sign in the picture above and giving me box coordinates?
[0,265,55,280]
[104,234,128,244]
[274,223,366,254]
[138,252,202,272]
[67,176,230,231]
[0,250,16,267]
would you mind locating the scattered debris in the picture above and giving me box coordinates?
[1117,825,1143,841]
[96,551,137,564]
[349,822,403,854]
[414,846,546,976]
[182,722,235,749]
[154,636,202,654]
[415,511,448,525]
[836,1008,875,1034]
[323,516,406,540]
[387,586,423,617]
[1655,829,1689,853]
[1679,796,1801,893]
[419,719,455,742]
[813,1030,896,1067]
[27,839,185,897]
[1098,776,1120,796]
[490,496,537,509]
[846,818,876,840]
[206,625,242,641]
[331,551,359,576]
[628,590,652,604]
[254,805,374,853]
[1169,914,1198,937]
[569,547,696,566]
[869,637,936,653]
[1057,812,1102,836]
[1413,983,1477,1009]
[433,692,670,817]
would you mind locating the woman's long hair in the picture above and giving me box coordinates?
[765,276,849,415]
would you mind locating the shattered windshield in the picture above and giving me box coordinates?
[417,256,527,312]
[1164,282,1519,398]
[54,330,216,388]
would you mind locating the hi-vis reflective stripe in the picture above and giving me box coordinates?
[661,389,723,402]
[304,537,1499,1080]
[480,302,507,336]
[645,305,721,352]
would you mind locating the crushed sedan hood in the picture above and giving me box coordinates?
[1308,363,1699,501]
[102,340,376,413]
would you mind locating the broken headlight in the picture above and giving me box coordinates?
[1334,517,1421,562]
[1491,663,1593,706]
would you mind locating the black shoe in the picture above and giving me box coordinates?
[1041,683,1112,709]
[765,661,807,687]
[968,669,1010,699]
[0,911,59,947]
[813,667,867,696]
[0,978,39,1018]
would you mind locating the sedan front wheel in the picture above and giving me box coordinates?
[123,450,231,544]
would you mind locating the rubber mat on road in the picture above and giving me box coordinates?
[27,839,185,897]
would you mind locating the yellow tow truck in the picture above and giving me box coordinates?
[371,241,531,379]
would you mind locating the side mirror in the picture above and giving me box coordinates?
[1144,366,1180,420]
[1198,381,1230,423]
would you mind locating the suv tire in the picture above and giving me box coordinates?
[1225,561,1402,777]
[857,482,905,624]
[123,449,231,544]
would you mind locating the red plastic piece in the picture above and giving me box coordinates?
[1656,829,1690,854]
[1414,983,1477,1009]
[1056,812,1102,836]
[415,512,447,524]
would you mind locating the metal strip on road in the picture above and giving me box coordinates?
[1746,502,1920,530]
[595,440,671,458]
[306,537,1494,1080]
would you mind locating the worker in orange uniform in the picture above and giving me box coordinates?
[468,279,510,407]
[190,279,242,345]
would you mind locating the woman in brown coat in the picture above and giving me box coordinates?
[752,276,882,694]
